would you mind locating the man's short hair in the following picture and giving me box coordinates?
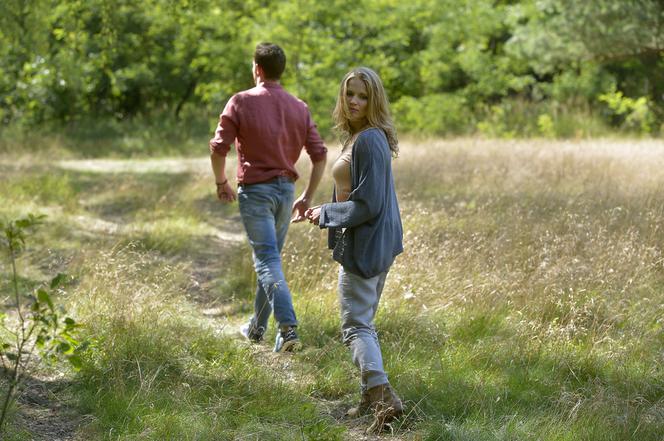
[254,42,286,80]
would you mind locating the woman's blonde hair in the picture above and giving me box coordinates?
[332,67,399,157]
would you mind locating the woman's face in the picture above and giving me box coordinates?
[345,77,368,125]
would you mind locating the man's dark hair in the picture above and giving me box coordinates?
[254,42,286,80]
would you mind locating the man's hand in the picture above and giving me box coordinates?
[216,181,237,203]
[292,158,326,222]
[291,195,310,222]
[304,206,321,226]
[211,153,235,203]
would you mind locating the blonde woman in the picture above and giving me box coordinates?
[305,67,404,432]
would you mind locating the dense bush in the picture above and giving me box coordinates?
[0,0,661,139]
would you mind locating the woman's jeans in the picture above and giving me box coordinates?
[338,266,390,390]
[238,177,297,329]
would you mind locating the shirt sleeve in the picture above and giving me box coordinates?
[319,131,387,229]
[209,95,239,156]
[302,106,327,162]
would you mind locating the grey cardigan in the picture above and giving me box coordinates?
[319,128,403,278]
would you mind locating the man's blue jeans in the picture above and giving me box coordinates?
[238,177,297,329]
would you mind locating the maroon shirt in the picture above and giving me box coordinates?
[209,81,327,184]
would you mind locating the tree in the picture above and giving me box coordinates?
[507,0,664,121]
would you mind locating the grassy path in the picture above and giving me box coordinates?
[4,154,403,439]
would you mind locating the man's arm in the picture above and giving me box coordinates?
[211,151,236,203]
[291,158,326,222]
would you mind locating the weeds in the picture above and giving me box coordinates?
[0,214,81,432]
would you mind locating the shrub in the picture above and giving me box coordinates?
[599,88,656,134]
[393,94,472,136]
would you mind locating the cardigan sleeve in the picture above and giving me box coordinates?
[319,130,388,229]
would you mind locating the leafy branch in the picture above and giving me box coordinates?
[0,214,82,432]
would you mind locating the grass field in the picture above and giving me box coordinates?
[1,137,663,440]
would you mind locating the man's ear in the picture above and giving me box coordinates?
[254,63,263,79]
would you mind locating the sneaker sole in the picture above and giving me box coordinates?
[277,339,302,353]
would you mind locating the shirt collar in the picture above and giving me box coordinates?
[257,80,282,89]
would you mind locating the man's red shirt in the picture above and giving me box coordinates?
[209,81,327,184]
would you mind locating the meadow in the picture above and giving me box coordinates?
[1,137,663,440]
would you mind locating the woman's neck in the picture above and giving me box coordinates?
[349,119,369,133]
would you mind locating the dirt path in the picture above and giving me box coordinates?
[13,374,90,441]
[57,157,210,175]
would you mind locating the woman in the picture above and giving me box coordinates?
[305,67,404,432]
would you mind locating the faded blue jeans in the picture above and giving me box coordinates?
[338,267,390,390]
[238,177,297,329]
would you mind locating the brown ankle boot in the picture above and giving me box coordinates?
[345,390,371,418]
[365,383,404,433]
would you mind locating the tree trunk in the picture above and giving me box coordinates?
[174,79,197,120]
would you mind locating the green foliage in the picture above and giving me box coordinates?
[0,0,661,141]
[599,88,656,133]
[0,214,82,432]
[537,114,555,137]
[477,105,518,138]
[0,214,45,254]
[506,0,663,134]
[301,419,345,441]
[393,94,471,136]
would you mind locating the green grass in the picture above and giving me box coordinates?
[0,115,213,158]
[1,137,663,439]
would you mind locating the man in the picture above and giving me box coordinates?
[209,42,327,352]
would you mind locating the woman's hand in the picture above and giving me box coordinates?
[304,205,321,226]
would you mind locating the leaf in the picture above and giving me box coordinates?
[76,340,91,352]
[50,273,68,289]
[60,332,79,347]
[36,334,46,348]
[57,341,72,354]
[36,288,54,311]
[15,214,45,230]
[15,219,32,229]
[67,355,83,370]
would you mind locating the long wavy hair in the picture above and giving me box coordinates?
[332,67,399,157]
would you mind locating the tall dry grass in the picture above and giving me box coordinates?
[286,138,664,439]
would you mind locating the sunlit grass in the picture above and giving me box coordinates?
[287,137,664,439]
[64,246,346,440]
[1,138,663,439]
